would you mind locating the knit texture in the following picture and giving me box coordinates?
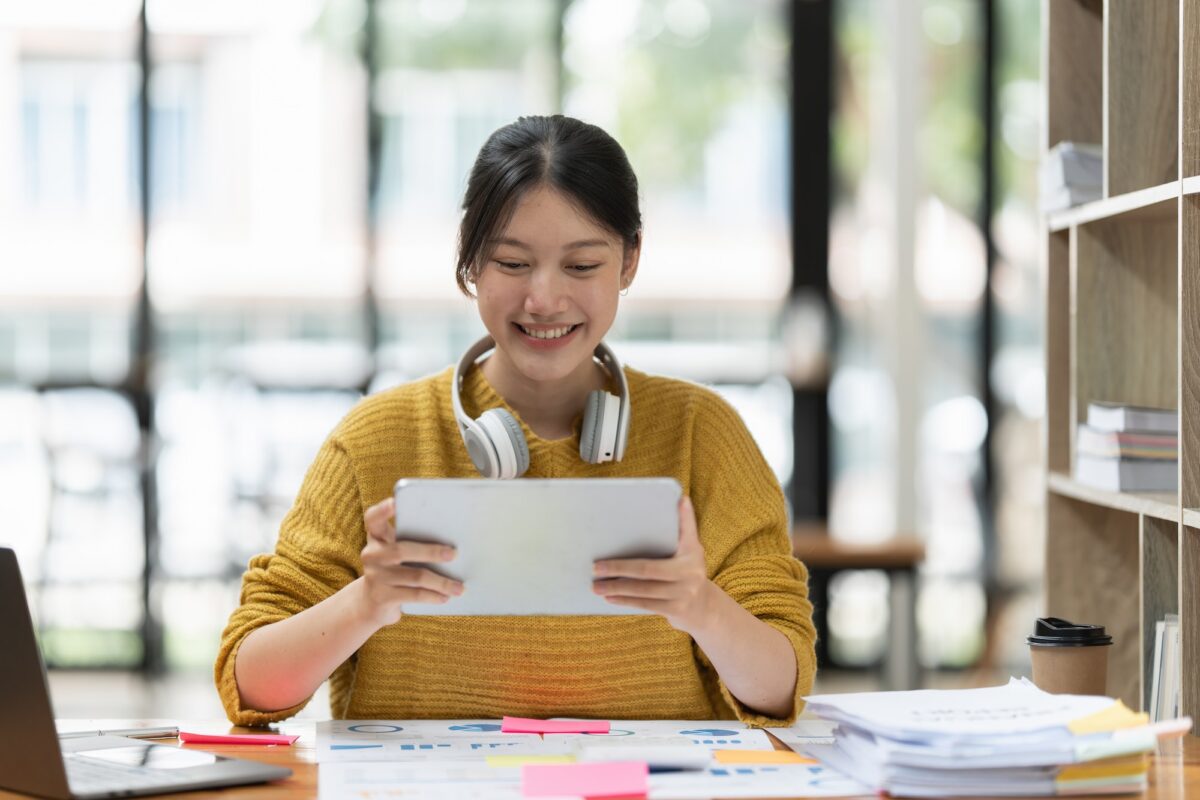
[215,365,816,727]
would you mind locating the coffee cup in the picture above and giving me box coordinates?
[1027,616,1112,696]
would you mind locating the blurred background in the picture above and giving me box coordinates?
[0,0,1045,718]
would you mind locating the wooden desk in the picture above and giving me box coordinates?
[792,527,926,691]
[7,721,1198,800]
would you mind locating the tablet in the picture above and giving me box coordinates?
[392,477,681,615]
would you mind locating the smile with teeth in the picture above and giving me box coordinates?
[516,323,580,340]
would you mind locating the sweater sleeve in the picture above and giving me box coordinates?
[214,433,368,726]
[688,392,817,728]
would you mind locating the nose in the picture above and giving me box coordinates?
[524,266,569,317]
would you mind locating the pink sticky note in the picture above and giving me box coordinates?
[522,761,648,798]
[502,716,611,735]
[179,731,299,746]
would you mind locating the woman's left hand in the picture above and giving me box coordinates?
[592,495,718,635]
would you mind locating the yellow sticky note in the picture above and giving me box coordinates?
[1057,755,1148,783]
[1067,700,1149,735]
[713,749,815,765]
[485,754,576,768]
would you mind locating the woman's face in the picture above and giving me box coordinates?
[473,185,638,388]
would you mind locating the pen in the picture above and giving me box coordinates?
[59,726,180,740]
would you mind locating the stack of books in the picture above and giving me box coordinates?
[1074,401,1178,492]
[1040,141,1102,212]
[802,678,1191,797]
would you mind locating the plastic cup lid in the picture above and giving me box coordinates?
[1027,616,1112,647]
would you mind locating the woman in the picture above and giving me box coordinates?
[216,115,816,727]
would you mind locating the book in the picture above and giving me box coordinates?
[1076,425,1177,460]
[1040,142,1103,191]
[1074,454,1177,492]
[1040,142,1102,212]
[1086,402,1178,434]
[1150,620,1165,723]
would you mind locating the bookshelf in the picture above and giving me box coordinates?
[1042,0,1198,718]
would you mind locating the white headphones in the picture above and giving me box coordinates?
[451,335,631,479]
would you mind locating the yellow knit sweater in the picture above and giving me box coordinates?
[215,364,816,727]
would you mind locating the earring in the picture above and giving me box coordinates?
[620,286,630,297]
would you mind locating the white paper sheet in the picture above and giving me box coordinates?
[317,761,579,800]
[546,720,773,750]
[804,677,1117,741]
[316,756,866,800]
[648,763,870,799]
[315,720,568,763]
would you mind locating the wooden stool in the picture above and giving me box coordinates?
[792,524,925,690]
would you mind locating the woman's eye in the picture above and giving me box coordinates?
[495,260,526,269]
[569,264,600,273]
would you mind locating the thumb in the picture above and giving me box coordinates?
[677,495,701,553]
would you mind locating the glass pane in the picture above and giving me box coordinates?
[146,0,368,308]
[0,1,141,383]
[828,0,987,668]
[563,0,790,309]
[374,0,558,307]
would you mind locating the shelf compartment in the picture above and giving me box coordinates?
[1072,211,1177,438]
[1047,180,1178,232]
[1048,471,1180,522]
[1140,517,1178,713]
[1105,1,1179,195]
[1045,493,1140,708]
[1046,0,1102,152]
[1046,231,1071,474]
[1184,195,1200,510]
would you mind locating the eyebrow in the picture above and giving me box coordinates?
[489,237,613,251]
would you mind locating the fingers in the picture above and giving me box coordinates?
[367,539,457,566]
[601,595,671,614]
[593,577,675,600]
[384,565,464,597]
[593,557,674,580]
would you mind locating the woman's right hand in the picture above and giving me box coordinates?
[358,497,464,628]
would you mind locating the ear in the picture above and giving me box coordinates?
[620,231,642,291]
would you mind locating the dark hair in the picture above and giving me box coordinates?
[456,115,642,296]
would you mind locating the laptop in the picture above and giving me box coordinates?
[0,547,292,799]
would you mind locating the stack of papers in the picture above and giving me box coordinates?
[801,678,1191,797]
[1040,141,1103,211]
[315,718,868,799]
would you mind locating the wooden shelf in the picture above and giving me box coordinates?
[1047,472,1180,522]
[1046,180,1178,232]
[1044,0,1195,718]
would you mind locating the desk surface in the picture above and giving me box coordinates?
[7,721,1199,800]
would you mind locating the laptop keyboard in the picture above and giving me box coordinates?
[66,755,181,793]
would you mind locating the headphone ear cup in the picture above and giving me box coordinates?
[580,390,620,464]
[478,408,530,478]
[462,419,499,478]
[580,392,604,463]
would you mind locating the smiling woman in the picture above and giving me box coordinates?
[216,115,817,729]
